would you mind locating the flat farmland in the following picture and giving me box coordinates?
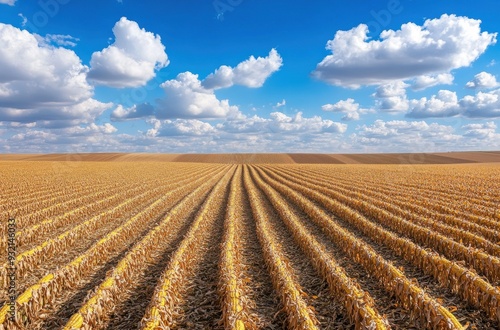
[1,160,500,329]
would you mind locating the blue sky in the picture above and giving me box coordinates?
[0,0,499,153]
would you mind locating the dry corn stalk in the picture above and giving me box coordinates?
[256,166,464,329]
[140,167,235,329]
[250,166,392,330]
[0,166,227,329]
[265,166,500,284]
[219,166,251,330]
[66,167,234,330]
[281,166,500,242]
[263,165,500,324]
[243,165,323,330]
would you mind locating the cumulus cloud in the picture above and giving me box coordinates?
[156,71,239,119]
[111,103,155,121]
[0,0,15,5]
[313,14,496,87]
[373,81,410,113]
[218,111,347,134]
[411,73,454,91]
[0,99,113,128]
[11,130,54,142]
[115,50,281,120]
[88,17,168,88]
[357,120,451,138]
[6,122,120,154]
[202,49,283,89]
[145,111,346,138]
[322,98,370,120]
[149,119,217,137]
[376,96,410,113]
[461,89,500,118]
[0,23,110,126]
[373,81,407,99]
[2,117,349,154]
[466,72,499,89]
[0,24,92,108]
[64,123,118,135]
[462,122,497,139]
[407,90,460,118]
[407,89,500,119]
[133,111,348,153]
[268,111,347,133]
[353,119,461,151]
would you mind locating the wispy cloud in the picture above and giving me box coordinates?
[0,0,16,6]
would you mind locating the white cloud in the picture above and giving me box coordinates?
[18,13,27,26]
[88,17,168,88]
[353,119,461,151]
[407,89,500,119]
[322,98,366,120]
[0,24,92,108]
[0,99,113,128]
[462,122,497,139]
[275,99,286,108]
[466,72,499,89]
[134,111,348,153]
[0,23,110,126]
[9,122,36,128]
[218,111,347,134]
[407,90,460,118]
[145,111,347,139]
[412,73,454,91]
[3,113,498,153]
[65,123,118,135]
[376,96,409,113]
[269,112,347,133]
[373,81,408,99]
[313,14,496,87]
[40,34,80,47]
[358,120,440,138]
[6,122,120,154]
[156,71,239,119]
[11,130,54,142]
[202,49,283,89]
[149,119,217,137]
[461,89,500,118]
[373,81,409,113]
[113,50,282,120]
[111,103,155,121]
[0,0,15,5]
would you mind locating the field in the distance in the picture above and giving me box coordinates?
[2,150,500,163]
[1,158,500,329]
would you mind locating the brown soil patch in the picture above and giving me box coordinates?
[336,153,477,164]
[287,154,344,164]
[1,152,499,164]
[173,153,295,164]
[434,151,500,163]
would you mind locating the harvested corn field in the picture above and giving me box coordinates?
[1,160,500,329]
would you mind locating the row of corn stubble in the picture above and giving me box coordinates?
[0,161,499,329]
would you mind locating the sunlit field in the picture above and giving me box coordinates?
[1,157,500,329]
